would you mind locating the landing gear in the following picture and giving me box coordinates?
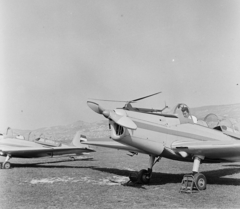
[180,156,207,193]
[1,155,12,169]
[194,173,207,190]
[129,155,161,184]
[3,162,11,169]
[138,169,152,184]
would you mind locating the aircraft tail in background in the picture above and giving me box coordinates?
[71,131,88,148]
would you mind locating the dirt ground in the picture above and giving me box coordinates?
[1,147,240,209]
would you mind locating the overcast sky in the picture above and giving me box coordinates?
[1,0,240,131]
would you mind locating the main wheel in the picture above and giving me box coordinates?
[3,162,11,169]
[194,173,207,190]
[138,169,151,184]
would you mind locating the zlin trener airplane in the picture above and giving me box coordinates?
[0,131,95,169]
[83,92,240,192]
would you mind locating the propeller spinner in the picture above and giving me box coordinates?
[87,101,137,130]
[87,101,105,114]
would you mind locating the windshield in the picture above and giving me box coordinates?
[204,114,220,128]
[204,113,240,133]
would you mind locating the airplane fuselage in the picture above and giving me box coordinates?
[0,137,89,158]
[109,109,240,163]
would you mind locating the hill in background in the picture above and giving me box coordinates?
[12,120,110,143]
[191,103,240,121]
[11,103,240,142]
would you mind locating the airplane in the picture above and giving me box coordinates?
[0,131,95,169]
[83,92,240,191]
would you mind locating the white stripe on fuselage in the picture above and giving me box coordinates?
[125,110,233,143]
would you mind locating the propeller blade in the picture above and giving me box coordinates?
[88,98,131,103]
[131,91,162,102]
[87,101,105,114]
[110,111,137,130]
[89,91,161,104]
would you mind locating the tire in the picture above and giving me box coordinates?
[138,169,151,184]
[194,173,207,190]
[3,162,11,169]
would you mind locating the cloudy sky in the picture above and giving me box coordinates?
[1,0,240,131]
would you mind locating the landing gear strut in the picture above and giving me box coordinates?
[129,155,161,184]
[1,155,12,169]
[180,156,207,193]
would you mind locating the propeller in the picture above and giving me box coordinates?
[87,101,137,130]
[130,91,161,102]
[87,101,105,114]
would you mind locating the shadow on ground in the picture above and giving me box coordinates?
[90,166,240,186]
[10,161,240,186]
[11,158,95,168]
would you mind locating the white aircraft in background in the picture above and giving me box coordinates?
[83,92,240,192]
[0,131,95,169]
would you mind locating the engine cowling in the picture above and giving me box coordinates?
[109,120,165,155]
[110,121,127,141]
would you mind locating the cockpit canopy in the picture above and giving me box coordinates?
[204,113,240,133]
[172,104,240,133]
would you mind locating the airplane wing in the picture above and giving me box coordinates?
[171,140,240,161]
[82,141,147,154]
[0,146,95,158]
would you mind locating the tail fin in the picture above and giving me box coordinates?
[5,127,13,138]
[71,131,88,147]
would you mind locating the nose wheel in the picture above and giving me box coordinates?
[129,169,153,184]
[129,155,160,185]
[138,169,152,184]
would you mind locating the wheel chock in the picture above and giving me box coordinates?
[179,174,200,193]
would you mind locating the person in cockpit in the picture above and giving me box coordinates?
[182,107,198,123]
